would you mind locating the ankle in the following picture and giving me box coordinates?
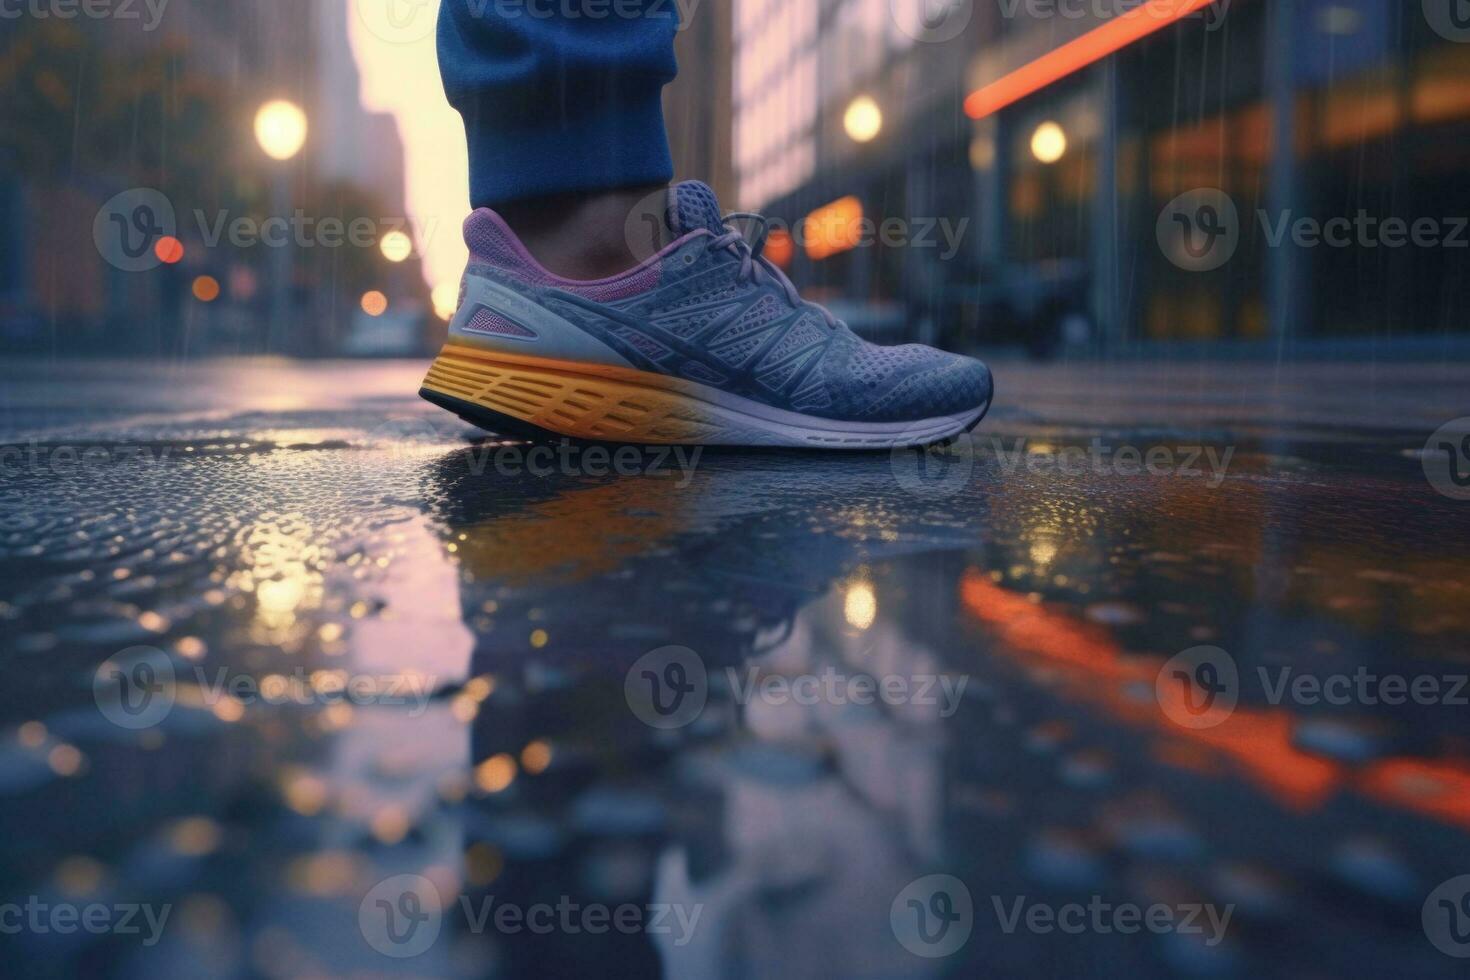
[494,185,668,280]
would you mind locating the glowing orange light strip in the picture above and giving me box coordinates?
[964,0,1218,120]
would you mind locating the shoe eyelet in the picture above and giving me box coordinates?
[682,252,696,266]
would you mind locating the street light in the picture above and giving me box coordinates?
[255,99,308,352]
[380,230,413,263]
[844,95,883,144]
[254,100,309,162]
[1030,121,1067,164]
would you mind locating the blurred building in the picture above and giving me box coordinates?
[0,1,424,357]
[314,0,407,216]
[667,2,737,204]
[738,0,1470,357]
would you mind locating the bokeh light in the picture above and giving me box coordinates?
[254,100,309,161]
[431,282,459,321]
[843,95,883,143]
[191,276,221,302]
[1030,121,1067,163]
[379,230,413,263]
[155,236,184,264]
[360,290,388,316]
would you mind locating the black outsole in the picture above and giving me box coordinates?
[418,381,994,454]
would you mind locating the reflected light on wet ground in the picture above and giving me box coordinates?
[0,358,1468,979]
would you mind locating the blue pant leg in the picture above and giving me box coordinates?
[437,0,680,207]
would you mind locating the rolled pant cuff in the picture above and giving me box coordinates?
[464,92,674,208]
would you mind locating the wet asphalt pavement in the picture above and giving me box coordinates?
[0,357,1468,979]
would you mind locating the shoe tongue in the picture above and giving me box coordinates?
[666,180,726,236]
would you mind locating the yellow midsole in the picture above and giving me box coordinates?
[421,345,719,443]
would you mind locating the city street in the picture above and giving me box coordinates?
[1,357,1469,978]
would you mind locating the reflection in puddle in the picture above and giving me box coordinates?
[3,386,1470,977]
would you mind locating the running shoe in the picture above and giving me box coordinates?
[420,181,992,448]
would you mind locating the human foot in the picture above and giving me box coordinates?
[493,184,669,281]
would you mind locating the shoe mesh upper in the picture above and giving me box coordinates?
[459,181,991,424]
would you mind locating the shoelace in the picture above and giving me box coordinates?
[706,213,841,330]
